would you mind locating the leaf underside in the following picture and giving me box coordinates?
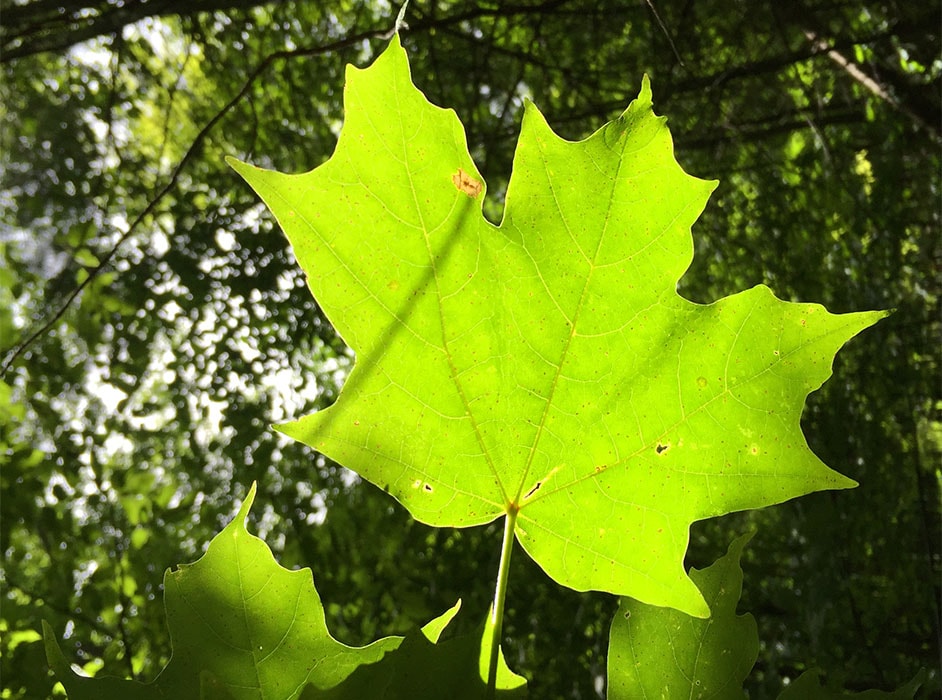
[607,533,758,699]
[777,669,925,700]
[229,36,886,616]
[45,484,524,699]
[606,534,924,699]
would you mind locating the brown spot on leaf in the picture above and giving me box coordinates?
[452,168,483,198]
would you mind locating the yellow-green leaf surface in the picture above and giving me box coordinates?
[229,37,886,616]
[607,534,758,699]
[45,484,447,699]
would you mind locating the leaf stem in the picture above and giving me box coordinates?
[487,505,518,697]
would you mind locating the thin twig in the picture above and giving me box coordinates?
[644,0,686,68]
[0,25,394,377]
[2,1,571,376]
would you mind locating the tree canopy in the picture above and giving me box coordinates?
[1,1,939,698]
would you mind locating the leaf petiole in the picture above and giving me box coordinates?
[487,504,518,698]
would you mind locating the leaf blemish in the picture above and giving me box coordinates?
[524,481,542,499]
[423,483,433,492]
[656,442,669,454]
[452,168,483,198]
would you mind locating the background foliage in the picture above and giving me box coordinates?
[1,1,939,698]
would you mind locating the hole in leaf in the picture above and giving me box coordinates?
[656,443,669,454]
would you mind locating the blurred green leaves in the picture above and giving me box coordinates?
[3,2,937,698]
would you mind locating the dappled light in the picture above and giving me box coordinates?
[0,2,938,698]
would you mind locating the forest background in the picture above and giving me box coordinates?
[0,1,939,698]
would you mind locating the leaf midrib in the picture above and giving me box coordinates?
[381,73,512,509]
[508,134,629,507]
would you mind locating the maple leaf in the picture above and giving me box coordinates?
[606,535,926,699]
[777,670,925,700]
[229,36,885,616]
[303,609,525,699]
[44,484,522,699]
[607,533,757,698]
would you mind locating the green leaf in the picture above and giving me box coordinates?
[607,533,758,699]
[73,248,100,268]
[45,483,456,699]
[0,379,25,422]
[606,537,926,700]
[303,605,526,700]
[229,37,886,616]
[777,669,926,699]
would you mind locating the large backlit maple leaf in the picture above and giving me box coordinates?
[229,36,884,617]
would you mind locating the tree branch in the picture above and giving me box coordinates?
[0,22,393,375]
[0,1,585,375]
[1,0,266,62]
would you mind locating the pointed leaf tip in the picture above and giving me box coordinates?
[236,481,258,523]
[638,73,653,104]
[421,599,462,643]
[41,620,66,675]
